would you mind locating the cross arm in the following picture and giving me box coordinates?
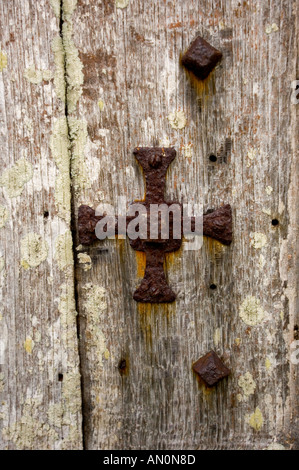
[77,204,233,246]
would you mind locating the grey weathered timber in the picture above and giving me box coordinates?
[0,0,83,450]
[0,0,298,451]
[70,0,299,450]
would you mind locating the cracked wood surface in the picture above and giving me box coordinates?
[0,0,298,450]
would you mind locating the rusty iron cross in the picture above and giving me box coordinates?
[78,147,232,303]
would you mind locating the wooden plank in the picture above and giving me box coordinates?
[70,0,298,449]
[0,0,83,450]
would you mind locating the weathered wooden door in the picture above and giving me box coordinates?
[0,0,298,450]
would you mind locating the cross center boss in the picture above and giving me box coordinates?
[78,147,233,303]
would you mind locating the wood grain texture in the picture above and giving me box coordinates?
[71,0,298,450]
[0,0,83,450]
[0,0,298,451]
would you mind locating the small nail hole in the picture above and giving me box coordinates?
[44,211,49,219]
[272,219,279,226]
[210,284,217,290]
[58,373,63,382]
[118,359,126,371]
[209,154,217,163]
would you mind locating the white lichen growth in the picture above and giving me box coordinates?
[78,252,92,271]
[21,233,49,269]
[24,66,53,84]
[116,0,129,8]
[50,117,71,222]
[182,143,193,158]
[239,296,265,326]
[0,50,8,71]
[246,148,257,167]
[258,254,266,269]
[238,372,256,401]
[265,185,273,195]
[262,208,272,216]
[246,407,264,431]
[0,205,9,229]
[250,232,267,249]
[168,110,187,130]
[55,231,74,273]
[266,443,285,450]
[0,158,33,198]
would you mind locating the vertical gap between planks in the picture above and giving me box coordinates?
[59,0,87,450]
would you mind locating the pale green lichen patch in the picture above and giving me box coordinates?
[2,397,59,449]
[62,370,82,415]
[0,257,4,273]
[250,232,267,249]
[246,147,257,168]
[0,50,7,72]
[116,0,129,8]
[52,36,66,105]
[58,283,77,349]
[47,403,63,427]
[52,2,82,112]
[78,252,92,271]
[50,0,61,17]
[62,21,84,114]
[0,158,33,198]
[21,233,49,269]
[55,231,73,273]
[50,117,71,222]
[213,328,221,347]
[239,296,265,326]
[246,407,264,431]
[24,66,53,84]
[168,110,187,130]
[238,372,256,401]
[265,23,279,34]
[0,372,4,393]
[63,0,78,16]
[83,284,109,367]
[0,205,9,229]
[266,443,285,450]
[68,118,90,193]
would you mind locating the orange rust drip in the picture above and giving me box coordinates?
[135,251,146,278]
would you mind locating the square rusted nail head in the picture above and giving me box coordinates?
[182,36,222,81]
[193,350,230,387]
